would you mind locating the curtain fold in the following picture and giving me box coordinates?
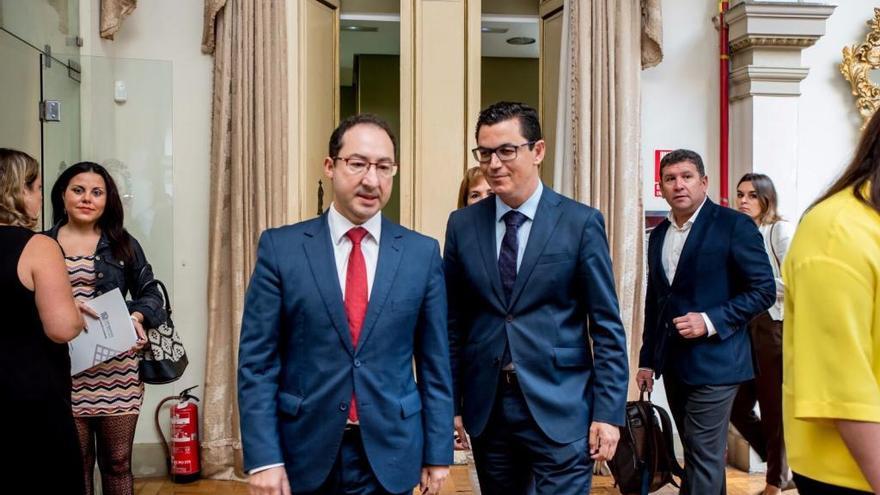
[555,0,654,400]
[99,0,137,40]
[201,0,288,479]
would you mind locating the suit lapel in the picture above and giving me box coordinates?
[671,199,716,288]
[508,188,563,309]
[356,216,403,354]
[303,215,354,356]
[474,199,507,307]
[650,220,672,289]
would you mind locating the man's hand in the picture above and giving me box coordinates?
[248,466,291,495]
[453,415,470,450]
[636,369,654,393]
[589,421,620,462]
[674,312,707,339]
[420,465,449,495]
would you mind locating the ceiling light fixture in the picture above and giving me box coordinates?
[341,25,378,32]
[506,36,536,45]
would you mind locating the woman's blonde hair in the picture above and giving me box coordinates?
[0,148,40,228]
[457,166,486,209]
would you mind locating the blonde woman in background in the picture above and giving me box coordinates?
[457,166,493,208]
[729,173,795,495]
[0,148,86,495]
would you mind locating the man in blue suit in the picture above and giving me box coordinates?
[238,114,453,495]
[637,149,775,495]
[444,101,629,494]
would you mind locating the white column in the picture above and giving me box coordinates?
[725,1,834,220]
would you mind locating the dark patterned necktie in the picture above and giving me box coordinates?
[499,210,528,302]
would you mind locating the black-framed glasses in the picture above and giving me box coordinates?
[333,156,398,178]
[471,141,537,164]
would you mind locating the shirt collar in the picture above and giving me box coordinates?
[666,196,708,231]
[328,203,382,245]
[496,181,544,223]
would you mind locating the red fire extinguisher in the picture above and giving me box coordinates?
[155,385,201,483]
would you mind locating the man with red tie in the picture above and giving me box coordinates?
[238,114,453,495]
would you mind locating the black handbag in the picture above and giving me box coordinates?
[137,276,188,384]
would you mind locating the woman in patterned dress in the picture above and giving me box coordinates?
[46,161,166,495]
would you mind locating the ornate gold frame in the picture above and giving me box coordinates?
[840,8,880,127]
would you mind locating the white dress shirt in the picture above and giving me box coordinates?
[495,181,543,270]
[249,204,381,475]
[327,203,381,299]
[660,197,718,338]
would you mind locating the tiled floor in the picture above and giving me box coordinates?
[135,465,792,494]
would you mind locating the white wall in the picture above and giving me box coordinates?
[644,0,873,219]
[79,0,212,446]
[641,0,720,213]
[797,1,869,219]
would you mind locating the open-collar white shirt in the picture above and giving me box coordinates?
[660,196,718,339]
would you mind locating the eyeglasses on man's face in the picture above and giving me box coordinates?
[471,141,537,164]
[333,156,398,178]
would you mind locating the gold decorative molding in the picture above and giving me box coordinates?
[729,36,818,53]
[840,8,880,127]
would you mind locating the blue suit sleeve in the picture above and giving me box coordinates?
[577,210,629,426]
[415,241,454,466]
[704,215,776,340]
[238,230,286,471]
[442,214,466,415]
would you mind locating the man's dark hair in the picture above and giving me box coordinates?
[659,149,706,177]
[475,101,542,147]
[328,113,397,160]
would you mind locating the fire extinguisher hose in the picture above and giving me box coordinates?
[154,395,179,471]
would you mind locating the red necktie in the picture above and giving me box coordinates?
[344,227,369,422]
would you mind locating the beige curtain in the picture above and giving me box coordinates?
[555,0,659,400]
[641,0,663,69]
[201,0,289,480]
[99,0,137,40]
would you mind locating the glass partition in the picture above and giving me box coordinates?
[0,0,80,64]
[78,55,174,285]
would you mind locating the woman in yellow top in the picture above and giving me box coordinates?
[783,109,880,494]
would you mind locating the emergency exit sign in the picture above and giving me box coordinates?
[654,149,672,197]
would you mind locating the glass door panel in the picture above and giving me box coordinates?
[40,50,81,227]
[0,28,41,158]
[0,0,80,65]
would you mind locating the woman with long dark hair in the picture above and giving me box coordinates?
[783,110,880,494]
[46,161,165,495]
[729,173,794,495]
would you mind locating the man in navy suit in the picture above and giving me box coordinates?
[444,101,629,494]
[238,114,453,495]
[637,149,775,495]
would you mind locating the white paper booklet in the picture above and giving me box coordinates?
[68,288,138,375]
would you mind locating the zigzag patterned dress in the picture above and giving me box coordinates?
[67,255,144,416]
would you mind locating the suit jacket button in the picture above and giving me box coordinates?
[506,315,513,323]
[353,359,361,368]
[339,403,348,411]
[492,357,500,366]
[97,272,104,279]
